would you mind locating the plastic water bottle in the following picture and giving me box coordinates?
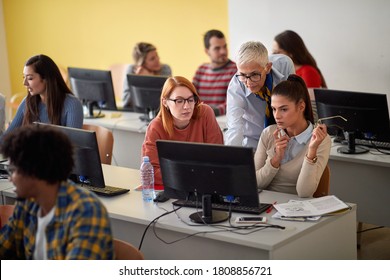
[140,156,155,202]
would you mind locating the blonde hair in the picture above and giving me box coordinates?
[132,42,156,66]
[158,76,201,137]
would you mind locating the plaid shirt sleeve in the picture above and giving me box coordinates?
[46,183,114,260]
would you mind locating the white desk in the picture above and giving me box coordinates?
[329,143,390,227]
[84,111,227,169]
[0,165,357,259]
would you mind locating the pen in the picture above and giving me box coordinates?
[266,201,277,213]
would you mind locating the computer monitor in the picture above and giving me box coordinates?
[34,122,106,188]
[314,88,390,153]
[126,74,168,122]
[157,140,267,224]
[68,67,117,118]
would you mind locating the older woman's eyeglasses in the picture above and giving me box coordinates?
[236,73,262,83]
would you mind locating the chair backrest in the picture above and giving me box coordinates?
[113,238,144,260]
[0,204,15,228]
[82,124,114,165]
[9,92,26,120]
[109,63,129,101]
[313,165,330,198]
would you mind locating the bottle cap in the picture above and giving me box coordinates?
[142,156,150,162]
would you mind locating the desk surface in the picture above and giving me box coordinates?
[84,111,227,133]
[0,164,356,259]
[329,143,390,167]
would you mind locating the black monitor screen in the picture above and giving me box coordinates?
[68,67,117,118]
[314,88,390,142]
[126,74,168,122]
[157,140,260,207]
[35,122,106,188]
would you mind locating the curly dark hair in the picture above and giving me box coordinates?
[0,125,74,184]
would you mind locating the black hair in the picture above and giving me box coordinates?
[272,74,314,124]
[204,29,225,49]
[0,125,74,184]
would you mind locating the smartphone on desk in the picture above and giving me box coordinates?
[235,216,267,224]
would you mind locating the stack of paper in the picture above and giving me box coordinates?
[273,195,350,221]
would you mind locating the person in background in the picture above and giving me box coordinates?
[122,42,172,108]
[192,29,237,116]
[1,54,83,140]
[0,125,114,259]
[273,30,327,88]
[254,74,331,197]
[142,76,223,186]
[225,41,295,150]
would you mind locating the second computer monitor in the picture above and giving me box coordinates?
[126,74,168,122]
[314,88,390,142]
[35,122,106,188]
[68,67,117,118]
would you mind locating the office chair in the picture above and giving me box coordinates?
[0,204,15,228]
[313,165,330,198]
[8,92,26,120]
[113,238,144,260]
[82,124,114,165]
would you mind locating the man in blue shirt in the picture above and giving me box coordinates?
[225,41,295,150]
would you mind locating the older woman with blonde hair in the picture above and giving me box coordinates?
[142,76,223,186]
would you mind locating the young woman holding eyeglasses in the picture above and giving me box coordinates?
[254,74,331,197]
[142,76,223,186]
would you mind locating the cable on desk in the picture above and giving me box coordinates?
[357,225,384,234]
[138,207,181,251]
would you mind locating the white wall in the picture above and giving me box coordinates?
[228,0,390,109]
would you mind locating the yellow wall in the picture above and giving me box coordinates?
[3,0,228,94]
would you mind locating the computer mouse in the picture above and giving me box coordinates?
[153,191,170,202]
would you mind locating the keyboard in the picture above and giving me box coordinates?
[82,185,130,197]
[172,199,271,215]
[344,139,390,150]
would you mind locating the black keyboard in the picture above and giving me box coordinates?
[345,139,390,150]
[172,199,271,215]
[82,185,130,197]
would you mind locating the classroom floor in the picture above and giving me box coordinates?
[357,223,390,260]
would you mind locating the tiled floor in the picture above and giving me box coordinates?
[357,223,390,260]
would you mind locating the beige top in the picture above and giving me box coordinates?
[254,124,331,197]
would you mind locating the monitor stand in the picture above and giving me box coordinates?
[189,194,229,224]
[337,131,369,154]
[84,102,105,119]
[139,109,157,123]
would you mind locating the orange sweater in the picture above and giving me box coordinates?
[142,104,224,185]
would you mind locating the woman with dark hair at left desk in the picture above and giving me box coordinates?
[2,54,83,140]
